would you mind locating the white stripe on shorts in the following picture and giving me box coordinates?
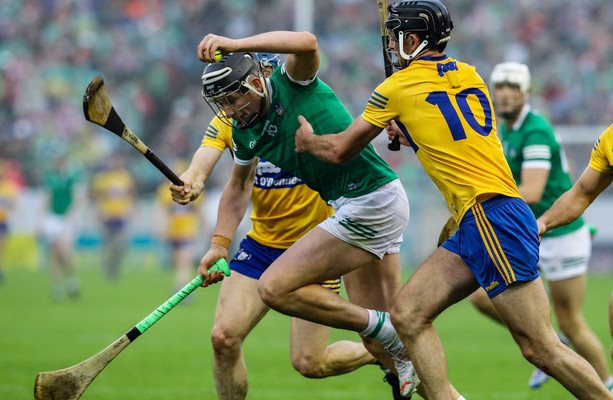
[319,179,409,259]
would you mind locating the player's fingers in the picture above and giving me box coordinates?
[197,38,207,61]
[169,182,182,192]
[198,34,216,62]
[297,115,314,133]
[198,268,224,287]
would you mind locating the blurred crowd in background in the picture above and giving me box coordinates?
[1,0,612,278]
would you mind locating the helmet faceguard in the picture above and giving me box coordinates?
[385,0,453,63]
[201,52,267,129]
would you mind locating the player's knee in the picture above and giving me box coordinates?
[516,337,550,368]
[390,302,420,337]
[291,355,326,379]
[210,325,242,355]
[518,342,537,363]
[257,277,283,309]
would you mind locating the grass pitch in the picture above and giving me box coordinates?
[1,263,612,399]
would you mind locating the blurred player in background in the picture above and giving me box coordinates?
[195,32,467,397]
[156,159,203,295]
[0,160,19,284]
[92,153,135,281]
[41,153,84,301]
[294,1,612,399]
[171,53,403,399]
[468,62,613,391]
[536,122,613,372]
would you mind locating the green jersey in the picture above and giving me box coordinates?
[501,106,583,237]
[44,164,81,216]
[231,66,397,202]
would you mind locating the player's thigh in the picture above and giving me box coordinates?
[468,287,491,309]
[491,278,554,342]
[262,227,377,292]
[395,247,478,322]
[290,317,331,361]
[548,274,587,319]
[344,253,402,311]
[214,271,269,338]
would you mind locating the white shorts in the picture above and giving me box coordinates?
[43,214,74,243]
[539,225,591,281]
[319,179,409,259]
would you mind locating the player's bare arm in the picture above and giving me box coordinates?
[295,115,382,164]
[537,166,613,235]
[198,161,257,285]
[517,168,549,204]
[170,146,223,205]
[198,31,318,82]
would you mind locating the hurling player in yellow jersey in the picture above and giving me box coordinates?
[91,153,135,281]
[537,124,613,370]
[169,54,403,400]
[156,159,203,293]
[295,1,612,399]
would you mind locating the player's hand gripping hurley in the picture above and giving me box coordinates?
[34,259,231,400]
[83,75,184,185]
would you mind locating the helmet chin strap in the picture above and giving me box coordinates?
[236,75,268,129]
[398,31,428,61]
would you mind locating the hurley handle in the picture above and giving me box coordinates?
[128,258,230,340]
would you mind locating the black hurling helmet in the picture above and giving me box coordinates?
[201,52,267,129]
[385,0,453,62]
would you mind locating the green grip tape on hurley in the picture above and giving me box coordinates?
[134,258,230,334]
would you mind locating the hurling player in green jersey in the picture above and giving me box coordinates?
[169,56,401,400]
[195,30,464,399]
[295,1,612,399]
[537,123,613,376]
[468,62,613,391]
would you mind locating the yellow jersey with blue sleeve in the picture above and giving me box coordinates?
[202,115,333,249]
[589,124,613,174]
[362,54,520,222]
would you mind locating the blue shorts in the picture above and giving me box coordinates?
[441,196,540,298]
[171,239,191,249]
[104,219,126,233]
[231,235,342,293]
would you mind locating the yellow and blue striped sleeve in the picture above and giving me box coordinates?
[201,114,233,151]
[589,124,613,174]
